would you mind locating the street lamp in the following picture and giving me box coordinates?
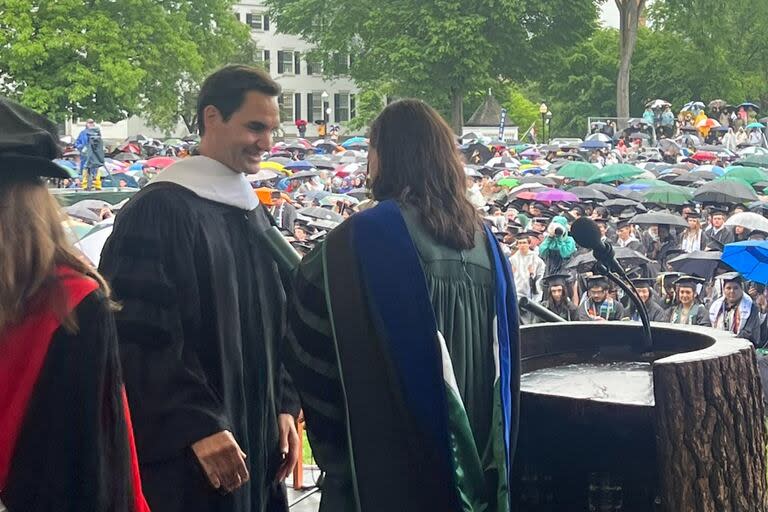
[320,91,330,140]
[546,110,553,143]
[539,103,548,144]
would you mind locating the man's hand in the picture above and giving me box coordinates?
[275,413,300,482]
[191,430,249,493]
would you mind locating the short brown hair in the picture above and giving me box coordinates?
[197,64,281,136]
[369,99,480,251]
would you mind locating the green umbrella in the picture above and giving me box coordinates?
[557,162,598,180]
[586,163,644,184]
[746,122,765,129]
[724,165,768,185]
[497,178,520,188]
[642,186,694,205]
[738,155,768,169]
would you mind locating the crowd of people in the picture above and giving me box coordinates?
[5,61,768,512]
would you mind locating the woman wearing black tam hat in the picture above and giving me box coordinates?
[0,97,149,511]
[709,272,763,346]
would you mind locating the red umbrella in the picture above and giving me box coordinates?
[516,191,538,201]
[144,156,178,169]
[691,151,718,162]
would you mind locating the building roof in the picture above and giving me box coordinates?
[466,92,503,127]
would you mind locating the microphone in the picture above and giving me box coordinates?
[570,217,622,275]
[570,217,653,352]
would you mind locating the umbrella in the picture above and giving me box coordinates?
[566,186,608,201]
[691,164,725,176]
[111,152,141,162]
[566,246,650,273]
[603,198,641,209]
[682,101,706,112]
[721,241,768,285]
[284,160,316,171]
[658,139,682,155]
[557,162,599,180]
[507,183,548,197]
[708,99,728,110]
[693,180,758,203]
[519,176,556,186]
[62,218,93,241]
[677,134,702,147]
[341,136,368,149]
[314,141,342,153]
[695,118,721,129]
[520,148,540,158]
[724,165,768,185]
[144,156,177,169]
[646,99,671,109]
[585,133,612,143]
[74,222,114,267]
[738,103,761,112]
[534,189,579,203]
[590,183,631,198]
[667,251,724,280]
[580,140,610,150]
[497,178,520,188]
[691,151,718,162]
[347,188,369,200]
[464,166,483,178]
[747,122,766,130]
[738,155,768,169]
[285,170,321,179]
[586,164,644,184]
[738,146,768,157]
[304,155,336,170]
[102,173,139,188]
[247,169,280,182]
[319,194,360,206]
[630,211,688,227]
[725,212,768,233]
[673,171,713,184]
[298,206,344,223]
[642,186,694,206]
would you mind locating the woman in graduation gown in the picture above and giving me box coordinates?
[666,276,710,326]
[285,100,520,512]
[0,97,148,511]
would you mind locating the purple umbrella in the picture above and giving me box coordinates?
[520,148,540,158]
[534,189,580,203]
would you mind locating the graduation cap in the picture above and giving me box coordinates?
[532,216,550,225]
[616,218,632,230]
[585,275,610,290]
[658,272,683,287]
[543,274,570,287]
[674,275,706,289]
[708,207,729,217]
[716,271,744,286]
[0,96,67,181]
[630,277,656,289]
[515,230,539,240]
[570,205,586,216]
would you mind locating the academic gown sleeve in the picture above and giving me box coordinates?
[738,304,763,346]
[3,290,147,512]
[99,190,230,462]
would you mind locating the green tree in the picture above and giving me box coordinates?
[266,0,599,133]
[0,0,252,132]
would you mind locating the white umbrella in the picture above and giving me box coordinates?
[725,212,768,233]
[74,221,114,267]
[738,146,768,157]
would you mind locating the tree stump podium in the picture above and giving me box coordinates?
[514,322,767,511]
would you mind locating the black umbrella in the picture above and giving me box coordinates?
[519,176,557,186]
[462,142,492,163]
[673,171,714,184]
[566,186,608,201]
[603,198,641,209]
[566,246,651,273]
[112,152,141,162]
[590,183,631,198]
[286,170,322,179]
[298,206,344,223]
[693,180,758,204]
[347,188,369,200]
[630,211,688,227]
[667,250,724,280]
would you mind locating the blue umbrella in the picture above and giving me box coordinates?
[580,140,610,149]
[721,241,768,285]
[128,162,144,171]
[283,160,316,171]
[341,136,368,149]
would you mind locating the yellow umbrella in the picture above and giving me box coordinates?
[260,160,291,175]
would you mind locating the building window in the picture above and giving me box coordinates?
[306,56,322,76]
[277,51,297,74]
[311,92,325,122]
[255,49,271,72]
[245,12,269,31]
[333,53,350,73]
[278,92,294,122]
[334,93,350,122]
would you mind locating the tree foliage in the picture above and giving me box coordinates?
[0,0,252,132]
[266,0,599,132]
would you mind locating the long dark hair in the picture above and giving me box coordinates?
[369,99,480,250]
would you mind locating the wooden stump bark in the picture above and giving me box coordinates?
[654,333,767,511]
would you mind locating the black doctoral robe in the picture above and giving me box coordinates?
[100,183,299,512]
[1,290,146,512]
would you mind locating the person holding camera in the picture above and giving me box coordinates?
[537,215,577,277]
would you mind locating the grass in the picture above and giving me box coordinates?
[301,428,315,466]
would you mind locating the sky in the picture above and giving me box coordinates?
[600,2,620,28]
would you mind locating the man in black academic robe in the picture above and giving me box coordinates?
[705,210,734,249]
[539,274,578,321]
[100,66,299,512]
